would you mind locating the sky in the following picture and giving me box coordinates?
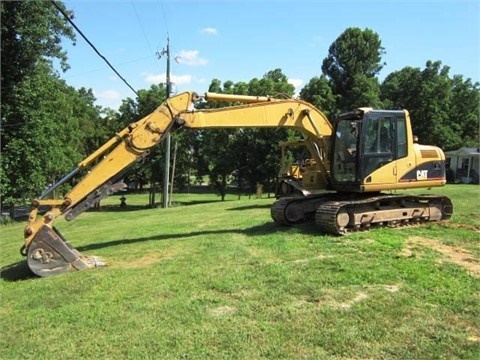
[59,0,480,109]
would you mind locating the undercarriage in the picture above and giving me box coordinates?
[271,193,453,235]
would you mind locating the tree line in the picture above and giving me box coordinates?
[1,1,479,207]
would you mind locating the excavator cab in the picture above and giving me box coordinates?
[331,108,409,192]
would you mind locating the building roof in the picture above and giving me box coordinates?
[445,146,480,157]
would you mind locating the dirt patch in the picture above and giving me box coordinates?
[335,292,369,309]
[437,222,480,232]
[468,335,480,343]
[247,248,332,265]
[402,236,480,277]
[292,284,400,311]
[209,305,236,317]
[292,254,332,264]
[317,290,369,310]
[383,284,400,293]
[317,285,400,310]
[291,299,309,308]
[228,289,256,300]
[113,248,177,269]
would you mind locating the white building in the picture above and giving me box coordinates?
[445,146,480,184]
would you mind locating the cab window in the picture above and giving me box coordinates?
[362,115,394,178]
[396,115,407,158]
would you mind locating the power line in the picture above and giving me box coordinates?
[156,0,170,50]
[50,0,139,97]
[62,55,155,80]
[130,0,155,59]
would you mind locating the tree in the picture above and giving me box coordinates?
[381,60,480,150]
[193,80,240,200]
[379,66,421,110]
[448,76,480,149]
[240,69,296,195]
[1,62,88,205]
[322,27,385,111]
[248,69,295,96]
[299,75,337,118]
[73,87,106,156]
[195,69,296,199]
[1,1,79,207]
[1,0,75,125]
[201,129,237,201]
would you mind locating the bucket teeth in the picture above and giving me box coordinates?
[26,225,108,277]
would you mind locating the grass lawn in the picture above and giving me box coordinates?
[1,185,479,359]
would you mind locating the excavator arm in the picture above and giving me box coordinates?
[22,91,333,277]
[24,92,198,276]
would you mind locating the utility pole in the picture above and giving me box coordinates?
[157,37,172,208]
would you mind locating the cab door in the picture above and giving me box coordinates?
[361,113,395,183]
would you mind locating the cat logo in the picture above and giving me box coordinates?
[416,169,428,180]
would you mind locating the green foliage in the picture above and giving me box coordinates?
[196,69,295,199]
[299,75,337,118]
[72,87,106,155]
[1,63,87,204]
[0,0,75,75]
[0,214,13,225]
[447,75,480,149]
[0,0,83,206]
[1,0,75,119]
[322,27,385,111]
[381,60,480,150]
[248,69,295,96]
[379,66,420,109]
[203,129,237,200]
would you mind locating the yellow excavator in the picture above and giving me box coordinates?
[22,91,453,277]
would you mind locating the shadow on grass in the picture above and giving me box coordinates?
[171,199,232,207]
[0,260,36,282]
[92,205,155,213]
[95,199,232,213]
[226,203,273,211]
[0,222,322,282]
[76,221,321,252]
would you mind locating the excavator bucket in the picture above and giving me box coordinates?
[27,225,107,277]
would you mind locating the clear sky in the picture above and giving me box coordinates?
[60,0,479,109]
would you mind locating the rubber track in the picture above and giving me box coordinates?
[270,197,296,225]
[271,193,453,235]
[315,194,453,235]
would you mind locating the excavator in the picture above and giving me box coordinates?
[21,91,453,277]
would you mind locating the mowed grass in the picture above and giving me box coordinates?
[1,185,479,359]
